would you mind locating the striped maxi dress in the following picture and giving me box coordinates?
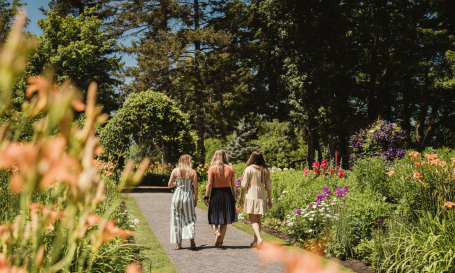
[170,168,197,244]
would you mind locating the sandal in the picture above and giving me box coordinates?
[190,238,196,250]
[176,244,182,249]
[214,232,222,247]
[250,241,258,248]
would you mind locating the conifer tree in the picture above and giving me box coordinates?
[111,0,254,162]
[225,118,261,164]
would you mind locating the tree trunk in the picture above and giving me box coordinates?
[368,3,379,120]
[402,74,412,149]
[161,141,171,167]
[193,0,205,163]
[415,71,429,149]
[307,119,320,165]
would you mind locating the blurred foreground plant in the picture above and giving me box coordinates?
[0,14,149,273]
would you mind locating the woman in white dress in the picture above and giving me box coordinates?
[239,151,272,249]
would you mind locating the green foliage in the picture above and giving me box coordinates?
[100,91,196,164]
[257,120,307,168]
[16,7,122,113]
[204,137,228,164]
[0,0,25,42]
[225,118,261,164]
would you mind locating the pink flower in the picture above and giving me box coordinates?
[303,167,309,177]
[329,167,334,175]
[320,160,327,170]
[337,169,344,178]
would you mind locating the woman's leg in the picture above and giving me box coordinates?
[249,214,263,244]
[211,224,219,234]
[219,224,228,244]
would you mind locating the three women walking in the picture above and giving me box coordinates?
[168,150,272,250]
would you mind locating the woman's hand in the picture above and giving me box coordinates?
[204,199,209,207]
[268,200,273,209]
[239,198,244,206]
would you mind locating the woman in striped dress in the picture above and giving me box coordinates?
[168,154,198,250]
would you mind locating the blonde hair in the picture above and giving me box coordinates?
[177,154,192,178]
[210,149,229,174]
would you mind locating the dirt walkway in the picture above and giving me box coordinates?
[128,192,283,273]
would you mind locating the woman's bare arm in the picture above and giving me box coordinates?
[205,173,213,206]
[167,169,176,187]
[192,170,198,207]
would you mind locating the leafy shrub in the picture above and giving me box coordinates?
[350,120,406,163]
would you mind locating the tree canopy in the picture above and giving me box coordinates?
[99,91,196,166]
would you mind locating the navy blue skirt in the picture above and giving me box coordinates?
[208,187,238,225]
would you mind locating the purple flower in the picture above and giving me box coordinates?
[377,219,381,222]
[294,209,301,215]
[316,194,325,202]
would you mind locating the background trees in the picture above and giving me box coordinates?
[9,0,455,166]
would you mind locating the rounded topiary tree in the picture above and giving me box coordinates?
[100,91,196,166]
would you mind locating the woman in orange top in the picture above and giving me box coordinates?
[204,149,237,247]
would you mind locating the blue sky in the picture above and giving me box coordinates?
[23,0,137,70]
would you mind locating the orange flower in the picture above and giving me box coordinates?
[385,170,395,176]
[443,201,455,208]
[451,158,455,164]
[29,203,63,226]
[259,244,342,273]
[0,137,79,193]
[408,151,421,159]
[46,224,54,231]
[87,214,102,227]
[413,172,423,179]
[126,263,143,273]
[425,154,439,160]
[101,221,133,244]
[414,162,421,168]
[0,253,28,273]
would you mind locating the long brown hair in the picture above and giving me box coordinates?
[210,149,229,174]
[177,154,192,178]
[245,151,269,184]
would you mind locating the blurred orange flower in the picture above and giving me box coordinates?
[259,244,342,273]
[408,151,420,159]
[413,172,423,179]
[414,162,421,168]
[29,203,63,226]
[101,221,133,244]
[385,170,395,176]
[425,154,438,160]
[443,201,455,208]
[126,263,142,273]
[0,253,28,273]
[87,214,102,227]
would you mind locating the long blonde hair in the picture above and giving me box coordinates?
[210,149,229,174]
[177,154,192,178]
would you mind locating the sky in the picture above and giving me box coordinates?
[23,0,137,70]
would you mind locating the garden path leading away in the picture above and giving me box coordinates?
[128,192,283,273]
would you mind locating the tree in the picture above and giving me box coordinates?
[111,0,254,162]
[0,0,25,43]
[225,117,260,164]
[15,8,122,113]
[99,90,196,166]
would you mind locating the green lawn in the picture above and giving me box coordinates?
[124,196,178,273]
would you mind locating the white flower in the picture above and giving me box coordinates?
[319,209,325,212]
[282,190,288,194]
[303,213,310,217]
[278,197,282,201]
[308,229,313,232]
[283,168,288,171]
[238,214,244,220]
[326,215,332,218]
[309,218,313,221]
[290,168,294,171]
[277,168,282,171]
[288,222,294,227]
[310,211,316,214]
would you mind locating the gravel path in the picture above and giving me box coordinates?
[128,192,283,273]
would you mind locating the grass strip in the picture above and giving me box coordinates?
[197,202,353,272]
[124,196,178,273]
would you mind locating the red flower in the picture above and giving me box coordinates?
[337,169,344,178]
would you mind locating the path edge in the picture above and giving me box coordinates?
[124,196,178,273]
